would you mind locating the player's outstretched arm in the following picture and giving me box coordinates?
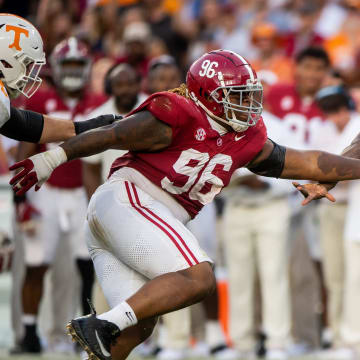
[0,107,122,143]
[41,113,124,143]
[60,111,172,160]
[248,138,360,204]
[9,111,172,195]
[249,138,360,182]
[279,147,360,182]
[293,132,360,205]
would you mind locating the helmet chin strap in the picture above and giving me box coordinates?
[189,91,249,132]
[4,83,20,99]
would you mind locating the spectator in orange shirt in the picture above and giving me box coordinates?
[323,2,360,81]
[251,22,294,84]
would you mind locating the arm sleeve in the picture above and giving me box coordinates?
[74,114,123,135]
[0,107,44,143]
[247,139,287,178]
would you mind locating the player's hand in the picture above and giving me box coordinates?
[9,147,67,195]
[292,181,336,206]
[9,154,48,195]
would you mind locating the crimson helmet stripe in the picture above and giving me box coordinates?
[231,51,255,81]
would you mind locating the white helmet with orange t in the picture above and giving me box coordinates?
[0,13,45,98]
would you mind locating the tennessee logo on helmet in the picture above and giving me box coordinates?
[6,24,29,51]
[0,13,45,98]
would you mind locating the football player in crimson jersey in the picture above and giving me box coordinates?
[10,49,360,360]
[266,47,330,147]
[0,13,120,144]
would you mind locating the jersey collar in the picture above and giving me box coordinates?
[206,115,228,136]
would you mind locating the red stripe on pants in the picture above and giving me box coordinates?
[131,183,199,265]
[124,181,193,266]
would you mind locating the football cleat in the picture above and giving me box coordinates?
[9,326,41,355]
[66,301,121,360]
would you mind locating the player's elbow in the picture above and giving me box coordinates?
[204,271,217,297]
[194,262,217,299]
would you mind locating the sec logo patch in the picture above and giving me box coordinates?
[195,128,206,141]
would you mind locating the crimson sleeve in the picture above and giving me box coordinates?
[146,95,180,128]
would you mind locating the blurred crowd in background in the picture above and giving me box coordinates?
[2,0,360,359]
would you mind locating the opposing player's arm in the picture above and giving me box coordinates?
[10,111,172,194]
[0,107,122,143]
[40,114,75,143]
[1,107,45,142]
[42,113,124,143]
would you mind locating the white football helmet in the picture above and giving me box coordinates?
[0,13,45,98]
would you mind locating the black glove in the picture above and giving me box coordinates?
[74,114,123,135]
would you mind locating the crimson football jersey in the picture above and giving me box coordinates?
[266,83,324,147]
[24,87,106,188]
[110,92,267,218]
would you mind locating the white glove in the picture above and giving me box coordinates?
[10,147,67,195]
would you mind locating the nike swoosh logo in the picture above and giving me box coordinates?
[235,134,246,141]
[95,330,111,357]
[126,312,134,322]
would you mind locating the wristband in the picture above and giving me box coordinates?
[74,114,123,135]
[42,147,68,171]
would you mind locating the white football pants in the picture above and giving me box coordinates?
[86,178,212,308]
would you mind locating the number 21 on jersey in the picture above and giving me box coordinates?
[161,149,232,205]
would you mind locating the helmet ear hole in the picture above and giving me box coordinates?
[1,60,12,68]
[204,92,212,101]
